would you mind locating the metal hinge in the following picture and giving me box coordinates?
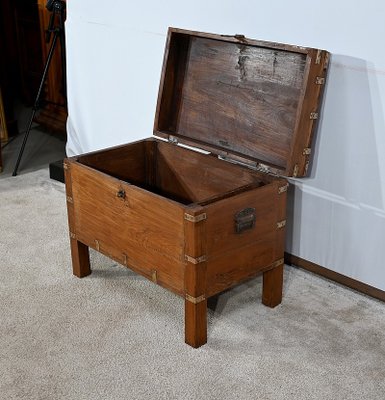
[184,213,207,223]
[255,163,273,174]
[315,50,322,65]
[168,135,178,144]
[278,183,289,194]
[277,220,286,229]
[310,112,318,120]
[185,254,207,264]
[234,34,246,41]
[185,294,206,304]
[303,148,311,156]
[315,77,325,85]
[66,196,73,204]
[63,162,69,170]
[69,232,76,239]
[95,239,100,251]
[218,155,281,177]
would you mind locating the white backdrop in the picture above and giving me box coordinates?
[65,0,385,291]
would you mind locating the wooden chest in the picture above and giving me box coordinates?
[64,28,329,347]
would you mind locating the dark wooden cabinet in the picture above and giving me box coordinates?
[0,0,21,137]
[35,0,67,134]
[14,0,44,105]
[0,0,67,138]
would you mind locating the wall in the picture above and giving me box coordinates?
[65,0,385,290]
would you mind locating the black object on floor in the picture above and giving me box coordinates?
[49,159,65,183]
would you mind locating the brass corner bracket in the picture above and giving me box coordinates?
[185,294,206,304]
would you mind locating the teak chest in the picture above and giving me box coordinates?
[64,28,329,348]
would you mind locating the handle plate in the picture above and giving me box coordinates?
[235,207,256,233]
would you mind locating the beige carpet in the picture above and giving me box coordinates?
[1,168,385,400]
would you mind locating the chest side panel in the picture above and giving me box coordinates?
[76,140,148,185]
[69,162,186,295]
[204,181,285,296]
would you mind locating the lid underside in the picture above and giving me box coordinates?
[154,29,328,177]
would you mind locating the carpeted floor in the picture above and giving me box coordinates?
[1,169,385,400]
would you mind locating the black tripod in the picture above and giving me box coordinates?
[12,0,66,176]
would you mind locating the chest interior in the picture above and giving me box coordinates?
[155,33,307,172]
[77,139,272,206]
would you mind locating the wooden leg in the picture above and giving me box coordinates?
[70,238,91,278]
[185,299,207,348]
[262,264,283,308]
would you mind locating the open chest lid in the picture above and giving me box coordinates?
[154,28,329,177]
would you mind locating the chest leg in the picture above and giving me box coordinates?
[262,263,283,308]
[185,298,207,348]
[70,238,91,278]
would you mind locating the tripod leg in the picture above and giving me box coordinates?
[12,32,59,176]
[12,108,38,176]
[58,11,67,101]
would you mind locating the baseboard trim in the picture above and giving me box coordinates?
[284,253,385,302]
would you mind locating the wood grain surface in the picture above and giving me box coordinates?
[204,182,285,297]
[184,206,208,347]
[69,161,186,295]
[154,28,329,177]
[64,161,91,277]
[155,141,262,204]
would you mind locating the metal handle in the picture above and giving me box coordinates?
[235,207,256,233]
